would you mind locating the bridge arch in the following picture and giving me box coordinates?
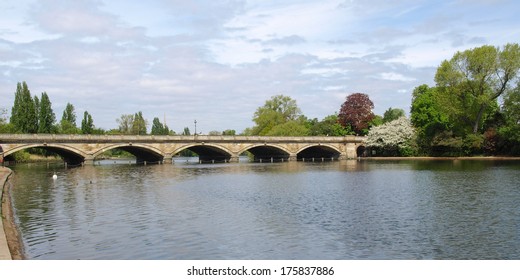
[239,144,291,162]
[93,143,164,163]
[3,143,87,165]
[172,143,233,163]
[296,144,342,161]
[356,145,367,157]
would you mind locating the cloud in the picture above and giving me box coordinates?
[1,0,517,133]
[263,35,306,46]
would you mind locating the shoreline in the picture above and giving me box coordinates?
[0,167,24,260]
[360,156,520,161]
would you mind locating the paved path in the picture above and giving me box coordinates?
[0,167,13,260]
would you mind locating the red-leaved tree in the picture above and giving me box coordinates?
[338,93,375,135]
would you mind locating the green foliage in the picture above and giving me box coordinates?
[0,108,11,132]
[498,83,520,154]
[410,85,452,152]
[116,112,148,135]
[222,129,236,135]
[266,120,309,136]
[10,82,38,133]
[307,114,352,136]
[132,111,147,135]
[11,150,31,163]
[38,92,57,133]
[382,108,405,123]
[117,114,133,134]
[182,127,191,136]
[251,95,303,135]
[434,43,520,134]
[151,117,169,135]
[60,103,79,134]
[81,111,94,134]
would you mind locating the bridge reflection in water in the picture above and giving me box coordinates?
[0,134,366,166]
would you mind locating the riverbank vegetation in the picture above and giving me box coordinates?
[1,43,519,157]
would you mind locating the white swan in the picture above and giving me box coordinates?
[52,173,57,180]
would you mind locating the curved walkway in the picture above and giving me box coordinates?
[0,167,13,260]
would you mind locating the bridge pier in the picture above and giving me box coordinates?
[345,143,358,159]
[229,156,240,163]
[163,155,173,164]
[289,154,297,162]
[83,156,95,166]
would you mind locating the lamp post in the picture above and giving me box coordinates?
[194,120,197,135]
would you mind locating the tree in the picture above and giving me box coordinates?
[410,84,451,150]
[131,111,147,135]
[383,108,405,123]
[151,117,169,135]
[251,95,303,135]
[0,108,7,126]
[81,111,94,134]
[33,95,40,128]
[0,108,13,133]
[10,82,38,133]
[117,114,134,134]
[499,82,520,154]
[38,92,56,133]
[435,43,520,133]
[222,129,236,135]
[182,127,191,136]
[366,116,417,156]
[307,114,352,136]
[338,93,375,135]
[266,120,309,136]
[60,102,78,133]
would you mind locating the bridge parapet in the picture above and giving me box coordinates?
[0,134,365,142]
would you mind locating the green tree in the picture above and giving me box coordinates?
[182,127,191,136]
[131,111,147,135]
[251,95,303,135]
[267,120,309,136]
[307,114,352,136]
[151,117,169,135]
[10,82,38,133]
[0,108,13,133]
[117,114,134,134]
[435,43,520,134]
[410,85,452,153]
[33,95,40,128]
[222,129,236,135]
[60,103,78,133]
[382,108,405,123]
[499,83,520,154]
[37,92,56,133]
[81,111,94,134]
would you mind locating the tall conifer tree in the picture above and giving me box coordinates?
[38,92,56,133]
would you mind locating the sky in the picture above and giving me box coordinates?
[1,0,518,133]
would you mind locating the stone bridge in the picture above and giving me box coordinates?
[0,134,367,165]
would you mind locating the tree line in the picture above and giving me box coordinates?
[242,43,520,156]
[1,43,519,156]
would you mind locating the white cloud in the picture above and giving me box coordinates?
[0,0,518,133]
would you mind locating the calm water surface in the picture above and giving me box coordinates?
[9,159,520,259]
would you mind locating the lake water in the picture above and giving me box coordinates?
[8,159,520,259]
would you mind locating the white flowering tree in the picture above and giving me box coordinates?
[366,116,417,156]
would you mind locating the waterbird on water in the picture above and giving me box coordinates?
[52,173,57,180]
